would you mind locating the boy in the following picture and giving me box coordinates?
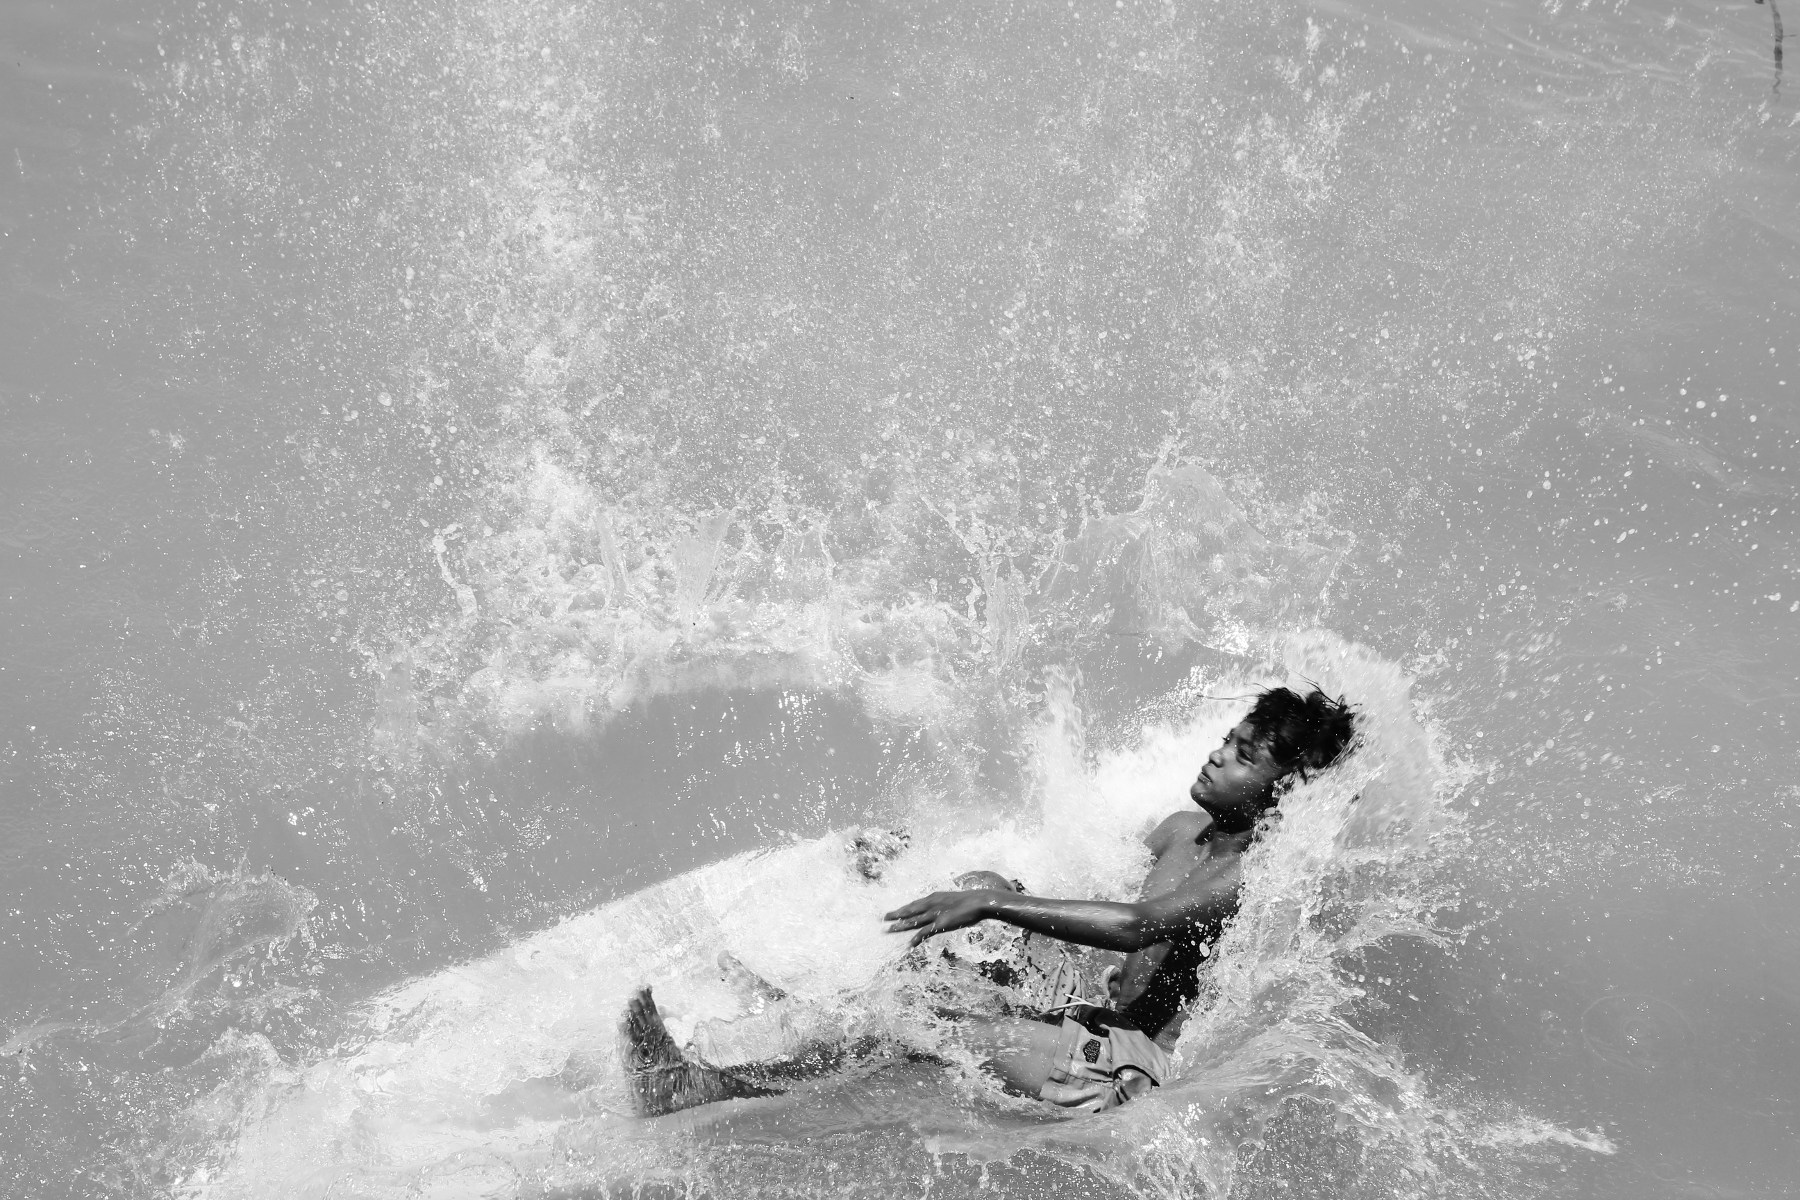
[621,686,1356,1115]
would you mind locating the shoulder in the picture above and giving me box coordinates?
[1145,809,1213,855]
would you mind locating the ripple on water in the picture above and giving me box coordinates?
[1580,993,1695,1076]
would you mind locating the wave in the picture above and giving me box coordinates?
[167,623,1608,1199]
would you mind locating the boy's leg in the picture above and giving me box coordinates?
[622,989,1083,1115]
[619,987,783,1115]
[620,987,881,1116]
[955,1014,1069,1098]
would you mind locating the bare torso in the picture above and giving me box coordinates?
[1114,809,1246,1044]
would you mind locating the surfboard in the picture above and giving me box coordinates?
[192,824,1101,1198]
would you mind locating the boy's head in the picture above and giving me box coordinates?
[1188,687,1357,832]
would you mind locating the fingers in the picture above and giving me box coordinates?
[882,892,970,946]
[884,893,951,937]
[882,892,945,922]
[885,913,943,935]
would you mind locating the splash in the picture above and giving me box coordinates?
[12,0,1788,1194]
[383,456,1344,762]
[167,630,1613,1199]
[129,862,319,1023]
[909,636,1609,1199]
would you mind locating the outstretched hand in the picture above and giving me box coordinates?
[883,890,993,947]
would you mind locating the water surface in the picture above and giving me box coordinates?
[2,0,1797,1196]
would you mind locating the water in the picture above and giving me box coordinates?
[2,0,1796,1195]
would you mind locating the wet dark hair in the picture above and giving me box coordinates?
[1243,686,1357,783]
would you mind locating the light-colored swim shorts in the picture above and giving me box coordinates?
[1036,1005,1170,1112]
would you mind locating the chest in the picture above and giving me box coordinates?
[1140,831,1232,899]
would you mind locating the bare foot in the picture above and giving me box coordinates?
[952,870,1023,893]
[618,986,759,1116]
[715,950,786,1006]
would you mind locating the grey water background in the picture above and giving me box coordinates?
[2,0,1798,1195]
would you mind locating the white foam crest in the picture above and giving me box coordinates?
[1100,636,1611,1196]
[922,634,1604,1196]
[1109,637,1460,1187]
[1181,634,1452,1046]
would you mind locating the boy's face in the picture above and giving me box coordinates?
[1190,721,1287,830]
